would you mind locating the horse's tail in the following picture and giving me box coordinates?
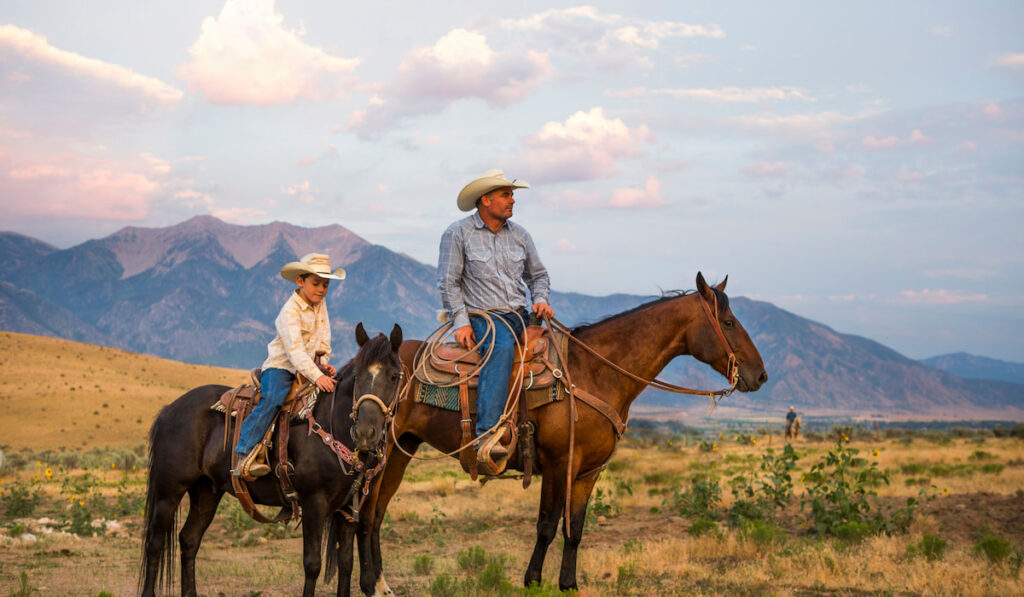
[323,511,343,582]
[138,413,177,596]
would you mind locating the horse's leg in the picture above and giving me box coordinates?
[336,515,356,597]
[558,473,600,592]
[179,480,224,597]
[524,471,563,587]
[300,495,328,597]
[358,442,417,597]
[141,486,186,597]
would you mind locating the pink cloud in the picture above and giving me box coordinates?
[958,141,978,152]
[742,160,788,178]
[909,129,932,146]
[0,24,182,107]
[282,180,314,204]
[554,237,581,253]
[982,102,1002,118]
[896,289,989,305]
[993,53,1024,69]
[349,29,551,135]
[544,188,601,211]
[1,153,162,220]
[518,107,651,184]
[861,135,900,150]
[609,177,666,209]
[176,0,360,105]
[898,171,924,182]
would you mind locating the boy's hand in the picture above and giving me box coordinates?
[315,374,336,392]
[323,364,336,377]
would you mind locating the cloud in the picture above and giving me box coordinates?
[348,28,551,135]
[282,180,314,204]
[498,6,724,70]
[981,102,1002,118]
[554,237,581,253]
[929,26,952,37]
[609,177,666,208]
[993,53,1024,69]
[896,289,989,305]
[861,135,900,150]
[909,129,932,146]
[1,152,164,220]
[742,160,788,178]
[646,86,814,103]
[898,170,924,182]
[544,188,601,211]
[176,0,360,105]
[0,24,182,107]
[518,107,651,184]
[958,141,978,152]
[923,268,998,281]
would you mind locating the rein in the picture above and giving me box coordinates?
[546,290,739,405]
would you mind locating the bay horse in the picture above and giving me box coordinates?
[355,273,767,594]
[139,323,403,597]
[786,417,801,441]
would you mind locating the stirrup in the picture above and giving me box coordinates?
[235,447,269,482]
[476,427,511,476]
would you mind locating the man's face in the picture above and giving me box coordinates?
[480,187,515,221]
[296,274,330,305]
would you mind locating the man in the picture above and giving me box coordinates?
[438,169,554,474]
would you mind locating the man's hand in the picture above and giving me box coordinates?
[454,325,476,349]
[532,302,554,319]
[322,364,336,377]
[315,374,336,392]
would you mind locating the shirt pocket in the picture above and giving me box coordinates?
[504,244,526,279]
[466,245,496,279]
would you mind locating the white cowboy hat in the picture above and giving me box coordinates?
[280,253,346,283]
[456,169,530,212]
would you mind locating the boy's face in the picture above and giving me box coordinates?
[296,274,330,305]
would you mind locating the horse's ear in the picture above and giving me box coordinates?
[355,322,370,347]
[715,275,728,292]
[696,271,713,302]
[389,324,403,352]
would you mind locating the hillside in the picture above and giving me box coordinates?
[0,331,247,450]
[0,217,1021,420]
[921,352,1024,385]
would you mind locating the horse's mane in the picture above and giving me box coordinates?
[570,287,729,334]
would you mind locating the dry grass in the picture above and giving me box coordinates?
[1,334,1022,595]
[0,331,247,450]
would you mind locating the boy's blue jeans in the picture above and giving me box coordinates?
[235,368,295,456]
[470,310,526,438]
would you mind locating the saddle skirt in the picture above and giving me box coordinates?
[412,326,568,413]
[210,368,318,419]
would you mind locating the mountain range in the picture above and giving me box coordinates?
[1,216,1021,420]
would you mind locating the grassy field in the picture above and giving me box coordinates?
[1,333,1023,596]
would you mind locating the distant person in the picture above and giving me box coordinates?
[438,169,553,475]
[234,253,345,477]
[785,405,801,441]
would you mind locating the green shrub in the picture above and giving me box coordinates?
[456,545,487,572]
[413,554,433,575]
[834,521,872,543]
[616,562,638,591]
[478,559,507,591]
[428,573,461,597]
[687,517,720,537]
[980,463,1005,475]
[2,482,42,519]
[907,534,948,561]
[586,487,619,523]
[968,450,995,461]
[739,518,786,547]
[975,534,1014,564]
[667,475,721,519]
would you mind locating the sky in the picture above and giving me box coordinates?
[1,1,1022,361]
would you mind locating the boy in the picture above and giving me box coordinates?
[234,253,345,477]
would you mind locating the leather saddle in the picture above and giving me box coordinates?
[415,326,559,390]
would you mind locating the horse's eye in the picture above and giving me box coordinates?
[723,320,735,328]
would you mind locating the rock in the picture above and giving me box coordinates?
[20,533,37,546]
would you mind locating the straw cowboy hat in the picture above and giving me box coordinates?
[280,253,346,283]
[456,169,530,212]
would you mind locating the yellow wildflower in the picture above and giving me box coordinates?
[37,461,42,468]
[872,449,879,458]
[111,463,116,470]
[131,465,136,471]
[79,500,85,506]
[943,487,949,495]
[752,438,757,444]
[45,467,53,480]
[841,433,849,441]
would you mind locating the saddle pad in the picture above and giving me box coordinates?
[415,326,564,388]
[414,380,564,412]
[210,385,320,418]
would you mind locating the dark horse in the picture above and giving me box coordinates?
[140,323,403,597]
[355,274,767,594]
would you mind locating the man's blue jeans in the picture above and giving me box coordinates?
[470,310,526,438]
[235,368,295,456]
